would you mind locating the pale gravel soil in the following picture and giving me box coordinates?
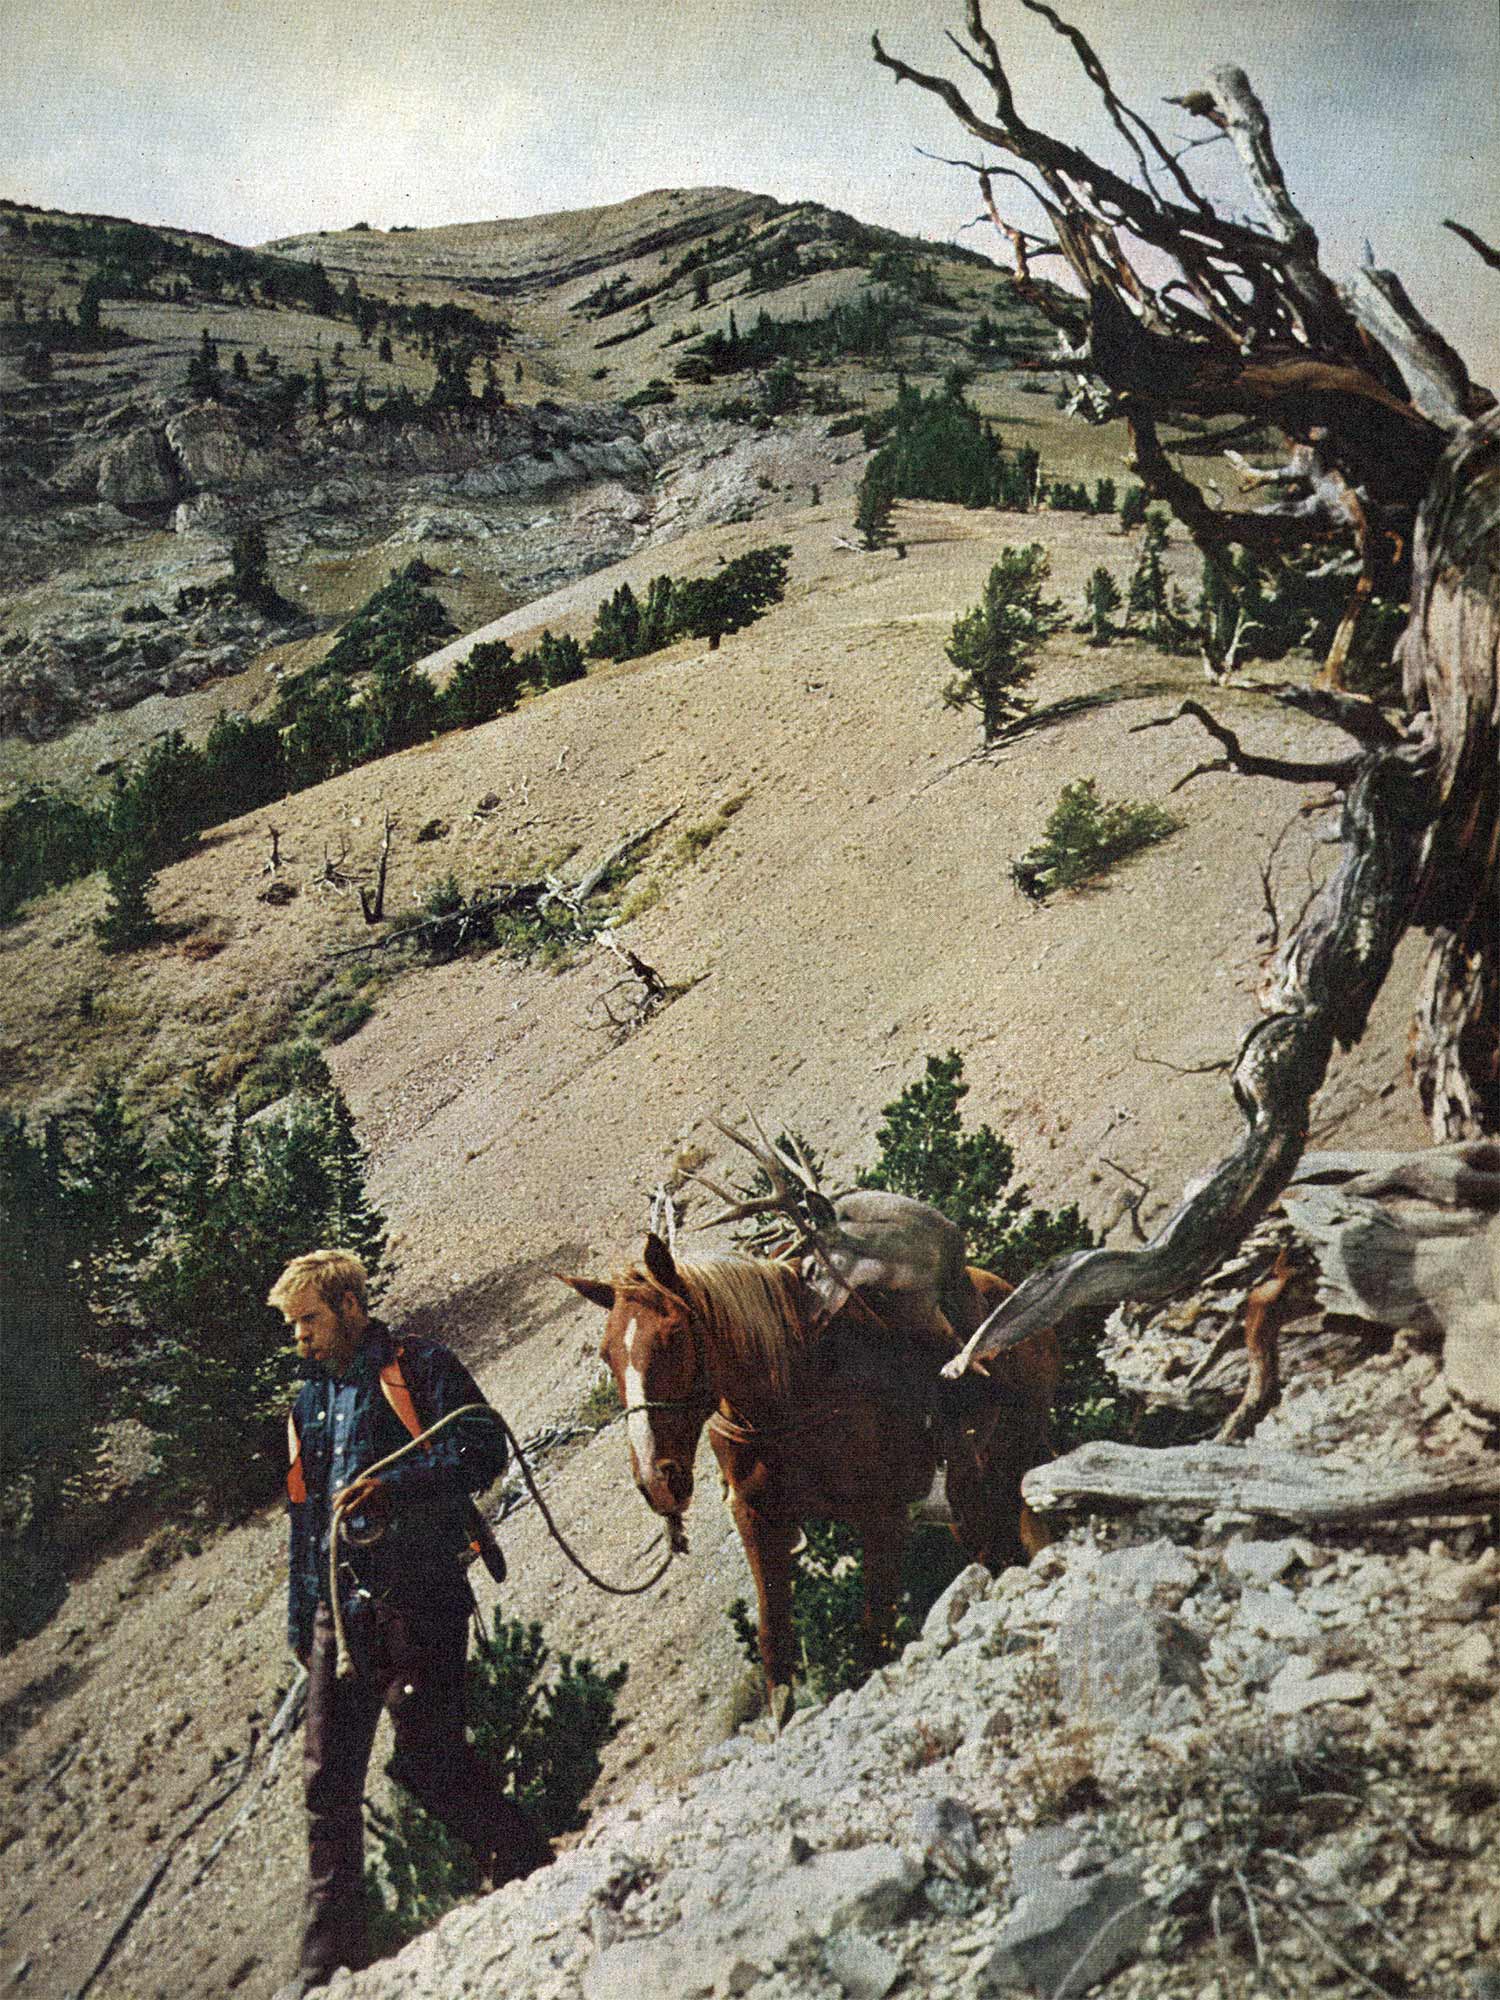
[0,498,1435,2000]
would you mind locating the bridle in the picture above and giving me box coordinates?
[617,1298,712,1421]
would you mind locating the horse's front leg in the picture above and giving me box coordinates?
[728,1489,800,1723]
[858,1513,908,1671]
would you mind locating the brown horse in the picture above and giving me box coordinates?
[560,1233,1059,1713]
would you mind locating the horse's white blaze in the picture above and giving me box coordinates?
[622,1318,657,1468]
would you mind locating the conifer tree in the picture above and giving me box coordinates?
[76,272,104,339]
[1118,482,1148,532]
[440,640,521,728]
[585,582,643,661]
[942,544,1061,741]
[1081,566,1122,646]
[854,462,896,550]
[93,846,159,952]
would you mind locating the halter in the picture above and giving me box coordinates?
[618,1290,711,1419]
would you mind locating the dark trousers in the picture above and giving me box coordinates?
[300,1599,547,1978]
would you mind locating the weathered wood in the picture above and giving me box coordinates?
[326,807,680,959]
[1282,1142,1500,1415]
[1401,410,1500,1139]
[1209,64,1352,356]
[1023,1440,1500,1523]
[1347,264,1487,429]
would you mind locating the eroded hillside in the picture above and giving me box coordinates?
[0,486,1444,2000]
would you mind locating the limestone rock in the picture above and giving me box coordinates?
[97,427,180,508]
[165,405,281,493]
[982,1839,1149,1999]
[1264,1657,1372,1714]
[822,1933,902,2000]
[1055,1597,1207,1725]
[921,1563,992,1645]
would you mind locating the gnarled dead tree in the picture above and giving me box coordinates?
[871,4,1498,1372]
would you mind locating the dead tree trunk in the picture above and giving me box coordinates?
[871,5,1499,1372]
[1401,415,1500,1137]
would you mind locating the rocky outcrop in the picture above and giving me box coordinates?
[339,1318,1500,2000]
[164,404,284,493]
[97,424,182,508]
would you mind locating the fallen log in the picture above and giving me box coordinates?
[1022,1440,1500,1524]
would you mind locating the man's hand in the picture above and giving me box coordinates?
[333,1475,391,1521]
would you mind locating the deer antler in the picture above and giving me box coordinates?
[686,1117,854,1294]
[648,1185,681,1252]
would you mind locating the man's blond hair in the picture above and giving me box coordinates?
[268,1249,370,1314]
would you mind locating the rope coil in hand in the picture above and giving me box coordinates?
[328,1402,676,1676]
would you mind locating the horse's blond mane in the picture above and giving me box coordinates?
[617,1251,806,1399]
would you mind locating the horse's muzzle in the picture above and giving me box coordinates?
[637,1461,694,1516]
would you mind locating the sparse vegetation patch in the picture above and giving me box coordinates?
[1012,778,1183,899]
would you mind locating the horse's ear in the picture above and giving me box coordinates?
[557,1273,615,1311]
[643,1232,687,1298]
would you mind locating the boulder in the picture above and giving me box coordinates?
[97,427,180,508]
[174,492,236,537]
[164,405,278,492]
[982,1832,1150,1998]
[1055,1597,1206,1725]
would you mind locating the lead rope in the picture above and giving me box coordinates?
[327,1402,678,1677]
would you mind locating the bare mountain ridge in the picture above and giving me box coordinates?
[261,184,1000,295]
[264,186,786,293]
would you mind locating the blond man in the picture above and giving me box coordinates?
[271,1251,547,1998]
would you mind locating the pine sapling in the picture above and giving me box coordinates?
[942,543,1062,742]
[1081,567,1122,645]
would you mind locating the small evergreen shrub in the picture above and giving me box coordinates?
[1079,567,1123,646]
[942,544,1062,741]
[1013,777,1182,897]
[412,873,495,963]
[854,462,896,550]
[364,1615,626,1955]
[1124,510,1192,649]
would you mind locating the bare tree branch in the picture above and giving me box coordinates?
[877,7,1497,1370]
[945,733,1435,1374]
[1133,701,1364,787]
[1443,218,1500,273]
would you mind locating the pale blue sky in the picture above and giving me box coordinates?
[5,0,1496,379]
